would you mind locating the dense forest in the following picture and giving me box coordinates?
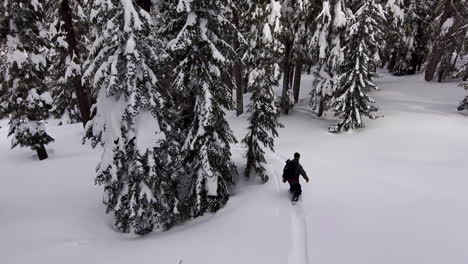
[0,0,467,235]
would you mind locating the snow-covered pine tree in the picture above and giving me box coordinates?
[310,0,349,117]
[386,0,436,75]
[280,0,320,104]
[46,0,92,126]
[242,0,282,183]
[82,0,179,234]
[425,0,468,82]
[355,0,385,85]
[2,0,54,160]
[159,0,238,218]
[0,5,6,121]
[382,0,405,73]
[328,0,379,133]
[231,0,249,116]
[457,61,468,111]
[278,0,315,113]
[47,18,81,125]
[0,48,6,120]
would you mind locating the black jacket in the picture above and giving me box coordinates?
[283,159,309,184]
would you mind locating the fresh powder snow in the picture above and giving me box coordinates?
[1,72,468,264]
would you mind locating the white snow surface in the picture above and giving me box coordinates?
[1,73,468,264]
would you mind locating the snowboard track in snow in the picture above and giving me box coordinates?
[269,153,310,264]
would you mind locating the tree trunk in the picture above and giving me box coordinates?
[59,0,91,127]
[452,49,460,69]
[289,64,295,89]
[234,62,243,116]
[36,144,48,160]
[232,8,243,116]
[136,0,151,12]
[425,0,453,81]
[243,73,249,94]
[293,62,302,103]
[408,53,418,75]
[425,47,444,81]
[317,97,325,118]
[244,136,254,178]
[282,41,293,114]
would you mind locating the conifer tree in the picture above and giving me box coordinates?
[2,0,54,160]
[0,6,6,120]
[328,0,379,133]
[386,0,436,75]
[159,0,239,218]
[457,62,468,111]
[47,0,92,126]
[83,0,178,234]
[0,49,6,120]
[242,0,282,183]
[310,0,349,117]
[425,0,468,82]
[382,0,404,72]
[279,0,315,113]
[232,0,249,116]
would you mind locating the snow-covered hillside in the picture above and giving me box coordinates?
[1,73,468,264]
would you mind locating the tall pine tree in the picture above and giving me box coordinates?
[0,47,6,120]
[279,0,315,113]
[83,0,179,234]
[328,0,379,133]
[159,0,239,218]
[386,0,436,75]
[47,0,92,126]
[2,0,54,160]
[457,62,468,111]
[425,0,468,82]
[242,0,282,183]
[310,0,349,117]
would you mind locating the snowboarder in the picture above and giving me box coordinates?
[282,152,309,202]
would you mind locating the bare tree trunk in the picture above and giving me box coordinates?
[282,41,293,114]
[136,0,151,11]
[59,0,91,127]
[293,62,302,103]
[425,0,453,81]
[317,98,325,118]
[243,73,249,94]
[452,46,461,68]
[289,64,295,89]
[234,62,243,116]
[36,144,48,160]
[232,7,243,116]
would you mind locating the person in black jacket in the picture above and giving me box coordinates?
[282,152,309,201]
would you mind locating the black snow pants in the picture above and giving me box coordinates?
[289,181,302,198]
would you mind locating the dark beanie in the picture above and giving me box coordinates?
[294,152,300,159]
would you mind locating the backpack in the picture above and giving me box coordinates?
[283,159,297,180]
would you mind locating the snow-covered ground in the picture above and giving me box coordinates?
[1,73,468,264]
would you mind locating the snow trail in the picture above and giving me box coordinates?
[269,153,311,264]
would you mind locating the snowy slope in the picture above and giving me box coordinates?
[273,73,468,264]
[1,73,468,264]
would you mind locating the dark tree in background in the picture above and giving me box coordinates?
[328,0,379,133]
[310,0,349,118]
[425,0,468,82]
[159,0,239,218]
[47,0,92,126]
[2,0,54,160]
[457,62,468,111]
[242,0,282,183]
